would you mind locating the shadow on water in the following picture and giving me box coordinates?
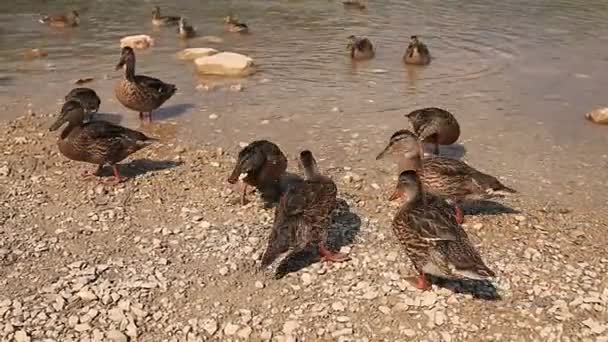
[430,275,501,300]
[153,103,195,121]
[97,159,183,179]
[462,199,521,216]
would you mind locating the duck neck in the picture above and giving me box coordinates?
[303,165,319,180]
[124,57,136,81]
[60,121,79,140]
[397,152,423,174]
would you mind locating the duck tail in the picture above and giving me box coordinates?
[454,264,495,280]
[475,173,516,195]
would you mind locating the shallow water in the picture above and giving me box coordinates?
[1,0,608,209]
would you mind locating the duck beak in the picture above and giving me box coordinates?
[227,162,245,184]
[49,112,69,131]
[375,144,393,160]
[388,189,404,201]
[115,59,125,71]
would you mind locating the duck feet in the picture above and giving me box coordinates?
[139,112,153,124]
[80,165,104,180]
[406,273,431,291]
[319,244,350,263]
[101,165,127,184]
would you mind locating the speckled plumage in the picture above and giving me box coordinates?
[404,35,431,65]
[224,15,248,33]
[347,35,375,60]
[405,107,460,154]
[39,11,80,27]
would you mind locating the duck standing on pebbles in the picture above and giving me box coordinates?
[114,47,177,123]
[390,170,495,291]
[347,35,375,60]
[405,107,460,155]
[260,150,349,279]
[39,10,80,27]
[178,17,196,39]
[227,140,289,206]
[224,15,249,33]
[404,35,431,65]
[152,6,180,26]
[65,88,100,122]
[49,101,157,184]
[376,129,516,223]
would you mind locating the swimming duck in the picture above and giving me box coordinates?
[376,129,516,223]
[390,170,495,290]
[224,15,249,33]
[178,17,196,39]
[152,6,180,26]
[49,101,157,184]
[227,140,289,206]
[404,35,431,65]
[65,88,100,121]
[260,150,349,278]
[39,10,80,27]
[405,107,460,155]
[347,35,375,60]
[343,0,366,10]
[114,47,177,123]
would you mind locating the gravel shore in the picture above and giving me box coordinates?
[1,113,607,342]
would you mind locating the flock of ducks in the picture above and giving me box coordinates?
[41,3,516,290]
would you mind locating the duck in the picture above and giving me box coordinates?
[227,140,289,206]
[347,35,375,60]
[343,0,366,10]
[224,15,249,33]
[114,47,177,123]
[39,10,80,27]
[390,170,495,290]
[404,35,431,65]
[405,107,460,155]
[260,150,349,279]
[65,88,101,121]
[376,129,516,223]
[152,6,180,26]
[49,100,157,184]
[178,17,196,39]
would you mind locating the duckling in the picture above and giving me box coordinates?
[390,170,495,290]
[49,101,157,184]
[65,88,101,121]
[224,15,249,33]
[227,140,288,206]
[405,107,460,155]
[114,47,177,123]
[261,150,349,279]
[39,10,80,27]
[347,35,375,60]
[376,129,516,223]
[343,0,366,10]
[152,6,180,26]
[404,35,431,65]
[178,17,196,39]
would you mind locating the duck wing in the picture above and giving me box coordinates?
[134,75,177,97]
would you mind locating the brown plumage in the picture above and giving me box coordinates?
[39,11,80,27]
[114,47,176,123]
[224,15,249,33]
[405,107,460,155]
[49,101,157,183]
[347,35,375,60]
[65,88,100,121]
[404,35,431,65]
[152,6,180,26]
[390,170,495,290]
[260,150,348,279]
[178,17,196,39]
[227,140,288,206]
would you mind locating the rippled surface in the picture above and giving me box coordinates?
[1,0,608,207]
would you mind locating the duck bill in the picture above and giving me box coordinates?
[227,163,245,184]
[49,112,69,131]
[375,144,393,160]
[115,59,125,71]
[388,189,404,201]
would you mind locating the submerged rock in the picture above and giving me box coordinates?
[120,35,154,50]
[586,108,608,125]
[194,52,256,77]
[177,48,218,61]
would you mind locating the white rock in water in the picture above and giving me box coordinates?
[177,48,218,61]
[195,52,256,77]
[586,107,608,125]
[120,35,154,50]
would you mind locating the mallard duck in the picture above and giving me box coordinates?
[390,170,495,290]
[39,10,80,27]
[404,35,431,65]
[114,47,176,123]
[343,0,366,10]
[178,17,196,39]
[405,107,460,155]
[376,129,516,223]
[49,100,157,183]
[65,88,100,121]
[227,140,288,206]
[261,150,349,278]
[347,35,375,60]
[152,6,180,26]
[224,15,249,33]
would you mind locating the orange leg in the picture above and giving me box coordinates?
[454,204,464,224]
[240,183,248,205]
[406,273,431,291]
[319,243,350,262]
[102,165,127,184]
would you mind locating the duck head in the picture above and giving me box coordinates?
[69,10,80,25]
[410,35,420,44]
[152,6,161,18]
[389,170,421,202]
[227,145,266,184]
[298,150,319,179]
[49,100,85,131]
[375,129,421,161]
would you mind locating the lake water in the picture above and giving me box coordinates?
[1,0,607,209]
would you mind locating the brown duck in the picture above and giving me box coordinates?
[404,35,431,65]
[390,170,495,290]
[376,129,516,223]
[347,35,375,60]
[65,87,101,121]
[39,10,80,27]
[260,150,349,278]
[49,100,157,183]
[115,47,176,123]
[152,6,180,26]
[405,107,460,155]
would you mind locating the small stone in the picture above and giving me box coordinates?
[301,273,312,286]
[332,328,353,337]
[219,267,229,276]
[230,84,243,92]
[386,252,398,262]
[283,321,299,335]
[515,215,526,222]
[224,323,240,336]
[362,290,378,300]
[199,221,211,229]
[201,319,218,335]
[473,223,483,230]
[331,107,342,113]
[106,329,128,342]
[403,329,416,337]
[331,302,345,312]
[0,166,10,177]
[74,323,91,332]
[583,318,606,335]
[254,281,265,289]
[209,114,219,120]
[14,330,31,342]
[378,306,391,315]
[260,330,272,341]
[237,326,252,339]
[77,289,98,301]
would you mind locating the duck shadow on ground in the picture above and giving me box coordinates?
[153,103,195,121]
[462,199,520,216]
[273,198,362,279]
[96,159,183,179]
[429,276,501,300]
